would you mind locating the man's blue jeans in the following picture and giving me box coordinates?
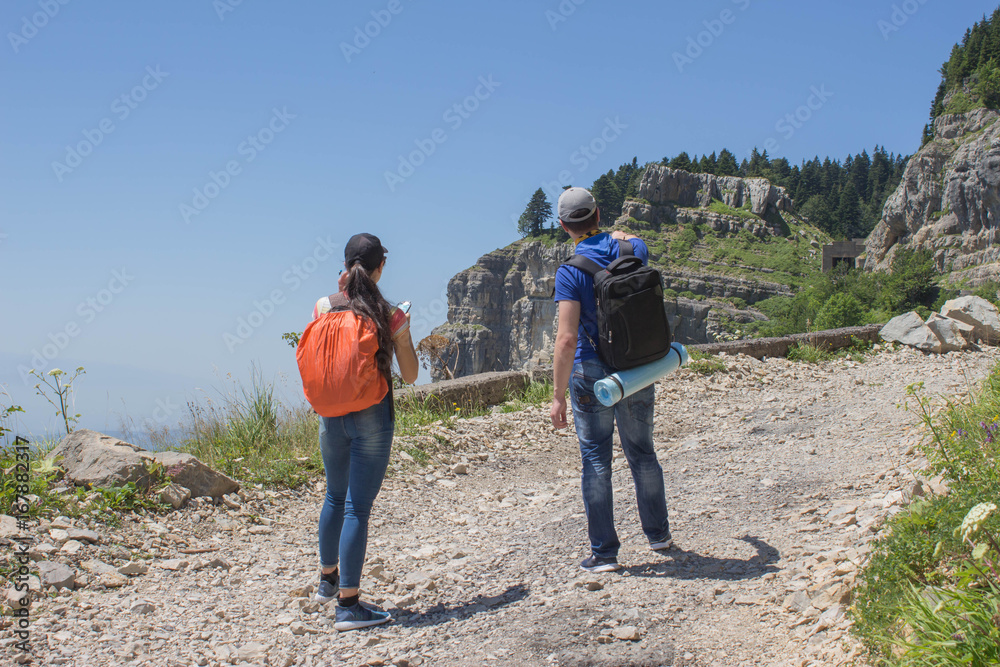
[317,394,393,589]
[570,358,670,559]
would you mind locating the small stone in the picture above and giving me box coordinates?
[99,572,128,588]
[81,559,116,575]
[159,483,192,510]
[583,581,604,591]
[222,494,242,510]
[118,562,149,576]
[362,636,380,648]
[67,528,100,544]
[6,587,30,610]
[130,601,156,615]
[237,642,268,661]
[290,621,310,635]
[450,463,469,475]
[612,626,641,641]
[48,528,70,544]
[49,516,73,529]
[158,559,188,571]
[59,539,84,555]
[248,525,273,535]
[36,561,75,590]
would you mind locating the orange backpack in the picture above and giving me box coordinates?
[296,295,387,418]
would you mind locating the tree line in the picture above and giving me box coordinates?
[517,147,909,242]
[925,6,1000,142]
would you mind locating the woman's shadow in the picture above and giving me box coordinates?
[626,535,781,581]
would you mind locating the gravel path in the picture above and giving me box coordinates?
[8,346,1000,667]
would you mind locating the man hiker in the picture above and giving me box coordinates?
[550,187,672,572]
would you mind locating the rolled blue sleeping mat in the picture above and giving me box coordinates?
[594,343,689,407]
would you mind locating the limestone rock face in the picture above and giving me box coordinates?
[430,240,711,379]
[620,165,793,233]
[50,430,239,499]
[863,108,1000,282]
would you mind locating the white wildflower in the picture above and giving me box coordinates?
[961,502,997,542]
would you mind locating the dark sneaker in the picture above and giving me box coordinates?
[580,556,622,572]
[650,537,673,551]
[314,574,339,604]
[334,602,392,632]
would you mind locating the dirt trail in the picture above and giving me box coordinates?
[14,346,1000,667]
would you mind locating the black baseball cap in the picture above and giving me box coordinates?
[344,233,388,271]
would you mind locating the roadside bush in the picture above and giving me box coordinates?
[814,292,864,330]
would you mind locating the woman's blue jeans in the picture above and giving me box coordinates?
[570,358,670,559]
[317,394,393,589]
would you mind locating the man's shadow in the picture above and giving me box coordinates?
[392,584,528,628]
[626,536,781,581]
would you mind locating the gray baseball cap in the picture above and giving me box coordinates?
[558,187,597,223]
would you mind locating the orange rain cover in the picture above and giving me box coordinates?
[296,310,388,418]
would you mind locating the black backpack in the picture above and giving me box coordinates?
[563,239,672,370]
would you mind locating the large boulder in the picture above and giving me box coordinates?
[880,312,943,352]
[940,296,1000,344]
[925,313,972,352]
[50,430,238,499]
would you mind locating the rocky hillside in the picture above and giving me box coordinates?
[863,107,1000,284]
[431,168,831,379]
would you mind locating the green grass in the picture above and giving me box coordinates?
[851,371,1000,664]
[687,351,728,375]
[708,198,761,221]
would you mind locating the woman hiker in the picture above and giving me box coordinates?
[296,232,418,631]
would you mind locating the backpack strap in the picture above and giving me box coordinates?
[328,292,351,313]
[617,238,636,257]
[563,255,605,278]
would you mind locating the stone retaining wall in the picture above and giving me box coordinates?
[398,325,884,410]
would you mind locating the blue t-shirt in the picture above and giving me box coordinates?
[553,233,650,363]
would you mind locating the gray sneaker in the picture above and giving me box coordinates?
[334,602,391,632]
[314,573,339,604]
[650,537,673,551]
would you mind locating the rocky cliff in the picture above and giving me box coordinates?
[430,168,828,379]
[621,164,794,235]
[863,108,1000,283]
[430,240,712,380]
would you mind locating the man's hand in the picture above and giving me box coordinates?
[610,230,627,241]
[551,395,568,429]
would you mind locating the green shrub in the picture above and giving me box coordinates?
[814,292,864,330]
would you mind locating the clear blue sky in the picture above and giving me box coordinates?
[2,0,996,440]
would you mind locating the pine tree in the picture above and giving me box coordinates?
[591,172,623,221]
[836,180,863,239]
[716,149,739,176]
[700,152,717,175]
[668,152,693,172]
[516,188,553,237]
